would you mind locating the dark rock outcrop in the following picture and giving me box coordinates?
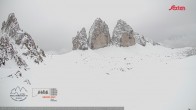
[88,18,110,49]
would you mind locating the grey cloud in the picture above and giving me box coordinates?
[0,0,195,52]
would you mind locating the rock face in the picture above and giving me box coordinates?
[134,32,160,46]
[134,32,147,46]
[0,13,45,68]
[72,27,88,50]
[148,39,160,46]
[112,20,135,47]
[88,18,110,49]
[1,13,20,37]
[71,18,159,50]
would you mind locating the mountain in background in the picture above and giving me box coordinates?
[72,18,159,50]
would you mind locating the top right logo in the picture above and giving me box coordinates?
[169,5,186,11]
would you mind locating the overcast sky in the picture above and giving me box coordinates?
[0,0,196,52]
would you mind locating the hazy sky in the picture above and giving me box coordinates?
[0,0,196,52]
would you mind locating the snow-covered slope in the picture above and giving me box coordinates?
[0,43,196,110]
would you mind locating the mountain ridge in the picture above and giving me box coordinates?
[0,13,45,69]
[72,18,160,50]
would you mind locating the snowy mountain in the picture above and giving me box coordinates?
[73,18,160,50]
[0,13,45,87]
[0,13,45,69]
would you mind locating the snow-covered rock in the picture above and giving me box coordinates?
[112,19,135,47]
[72,27,88,50]
[134,32,160,46]
[134,32,147,46]
[1,13,20,37]
[0,13,45,68]
[88,18,110,49]
[146,38,160,46]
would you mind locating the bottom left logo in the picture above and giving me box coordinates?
[10,86,28,101]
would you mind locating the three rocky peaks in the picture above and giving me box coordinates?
[72,18,157,50]
[0,13,45,68]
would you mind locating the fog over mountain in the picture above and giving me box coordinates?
[0,0,196,52]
